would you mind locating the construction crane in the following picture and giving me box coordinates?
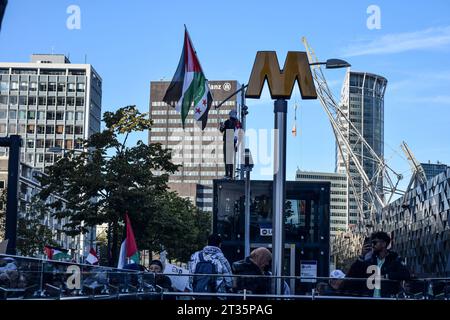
[301,37,404,229]
[401,141,427,194]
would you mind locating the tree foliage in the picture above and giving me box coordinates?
[16,196,59,257]
[38,105,210,264]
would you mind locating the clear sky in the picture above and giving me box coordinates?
[1,0,450,191]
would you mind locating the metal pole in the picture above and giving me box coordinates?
[3,135,22,255]
[272,99,287,295]
[240,84,246,180]
[244,167,251,257]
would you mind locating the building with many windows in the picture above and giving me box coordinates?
[337,70,387,227]
[149,80,241,212]
[421,161,450,181]
[296,170,348,236]
[0,54,102,170]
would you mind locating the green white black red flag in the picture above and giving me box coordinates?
[163,27,213,130]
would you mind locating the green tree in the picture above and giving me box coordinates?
[16,196,59,257]
[38,105,209,264]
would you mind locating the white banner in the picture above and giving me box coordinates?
[163,263,190,292]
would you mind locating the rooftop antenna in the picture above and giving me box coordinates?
[84,54,87,64]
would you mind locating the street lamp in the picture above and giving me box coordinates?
[309,59,351,69]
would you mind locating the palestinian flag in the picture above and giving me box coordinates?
[0,0,7,32]
[86,248,99,265]
[163,27,213,130]
[117,213,139,268]
[44,245,71,261]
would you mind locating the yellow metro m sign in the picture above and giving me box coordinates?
[245,51,317,100]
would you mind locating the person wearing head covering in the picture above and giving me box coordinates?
[219,109,242,179]
[232,247,272,295]
[149,259,173,292]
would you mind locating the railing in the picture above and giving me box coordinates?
[1,254,449,300]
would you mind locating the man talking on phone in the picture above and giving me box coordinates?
[344,232,410,298]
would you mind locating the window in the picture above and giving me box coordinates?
[55,139,64,148]
[47,96,56,106]
[11,82,18,90]
[56,111,64,120]
[0,81,9,91]
[9,96,17,105]
[39,82,47,91]
[37,153,44,163]
[75,111,84,120]
[57,97,65,106]
[19,96,27,105]
[19,110,26,119]
[67,97,75,106]
[0,96,6,105]
[65,139,73,149]
[37,111,45,120]
[46,125,54,134]
[45,139,54,148]
[26,139,34,148]
[28,96,37,105]
[0,109,6,119]
[56,125,64,134]
[69,69,86,75]
[18,124,26,134]
[26,153,34,163]
[8,124,16,133]
[65,125,74,134]
[36,139,44,148]
[36,125,45,134]
[75,126,83,134]
[66,111,74,120]
[48,82,57,91]
[68,83,75,92]
[20,82,28,91]
[27,124,35,134]
[0,124,6,133]
[76,83,85,92]
[30,82,37,91]
[38,97,46,105]
[57,83,65,92]
[27,111,36,119]
[76,97,84,106]
[46,111,55,120]
[45,153,54,163]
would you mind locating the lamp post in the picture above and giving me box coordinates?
[243,148,254,257]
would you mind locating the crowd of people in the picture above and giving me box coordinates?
[1,231,448,299]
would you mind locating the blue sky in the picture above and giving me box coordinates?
[1,0,450,190]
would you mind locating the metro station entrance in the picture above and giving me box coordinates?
[213,179,331,294]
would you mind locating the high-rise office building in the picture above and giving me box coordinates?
[296,170,348,236]
[149,80,241,212]
[421,161,450,181]
[337,70,387,227]
[0,54,102,170]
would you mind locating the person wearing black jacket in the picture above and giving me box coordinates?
[343,231,410,298]
[232,247,272,295]
[219,110,241,179]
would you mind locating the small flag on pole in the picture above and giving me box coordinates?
[86,248,99,265]
[44,245,71,261]
[117,213,139,269]
[163,26,213,130]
